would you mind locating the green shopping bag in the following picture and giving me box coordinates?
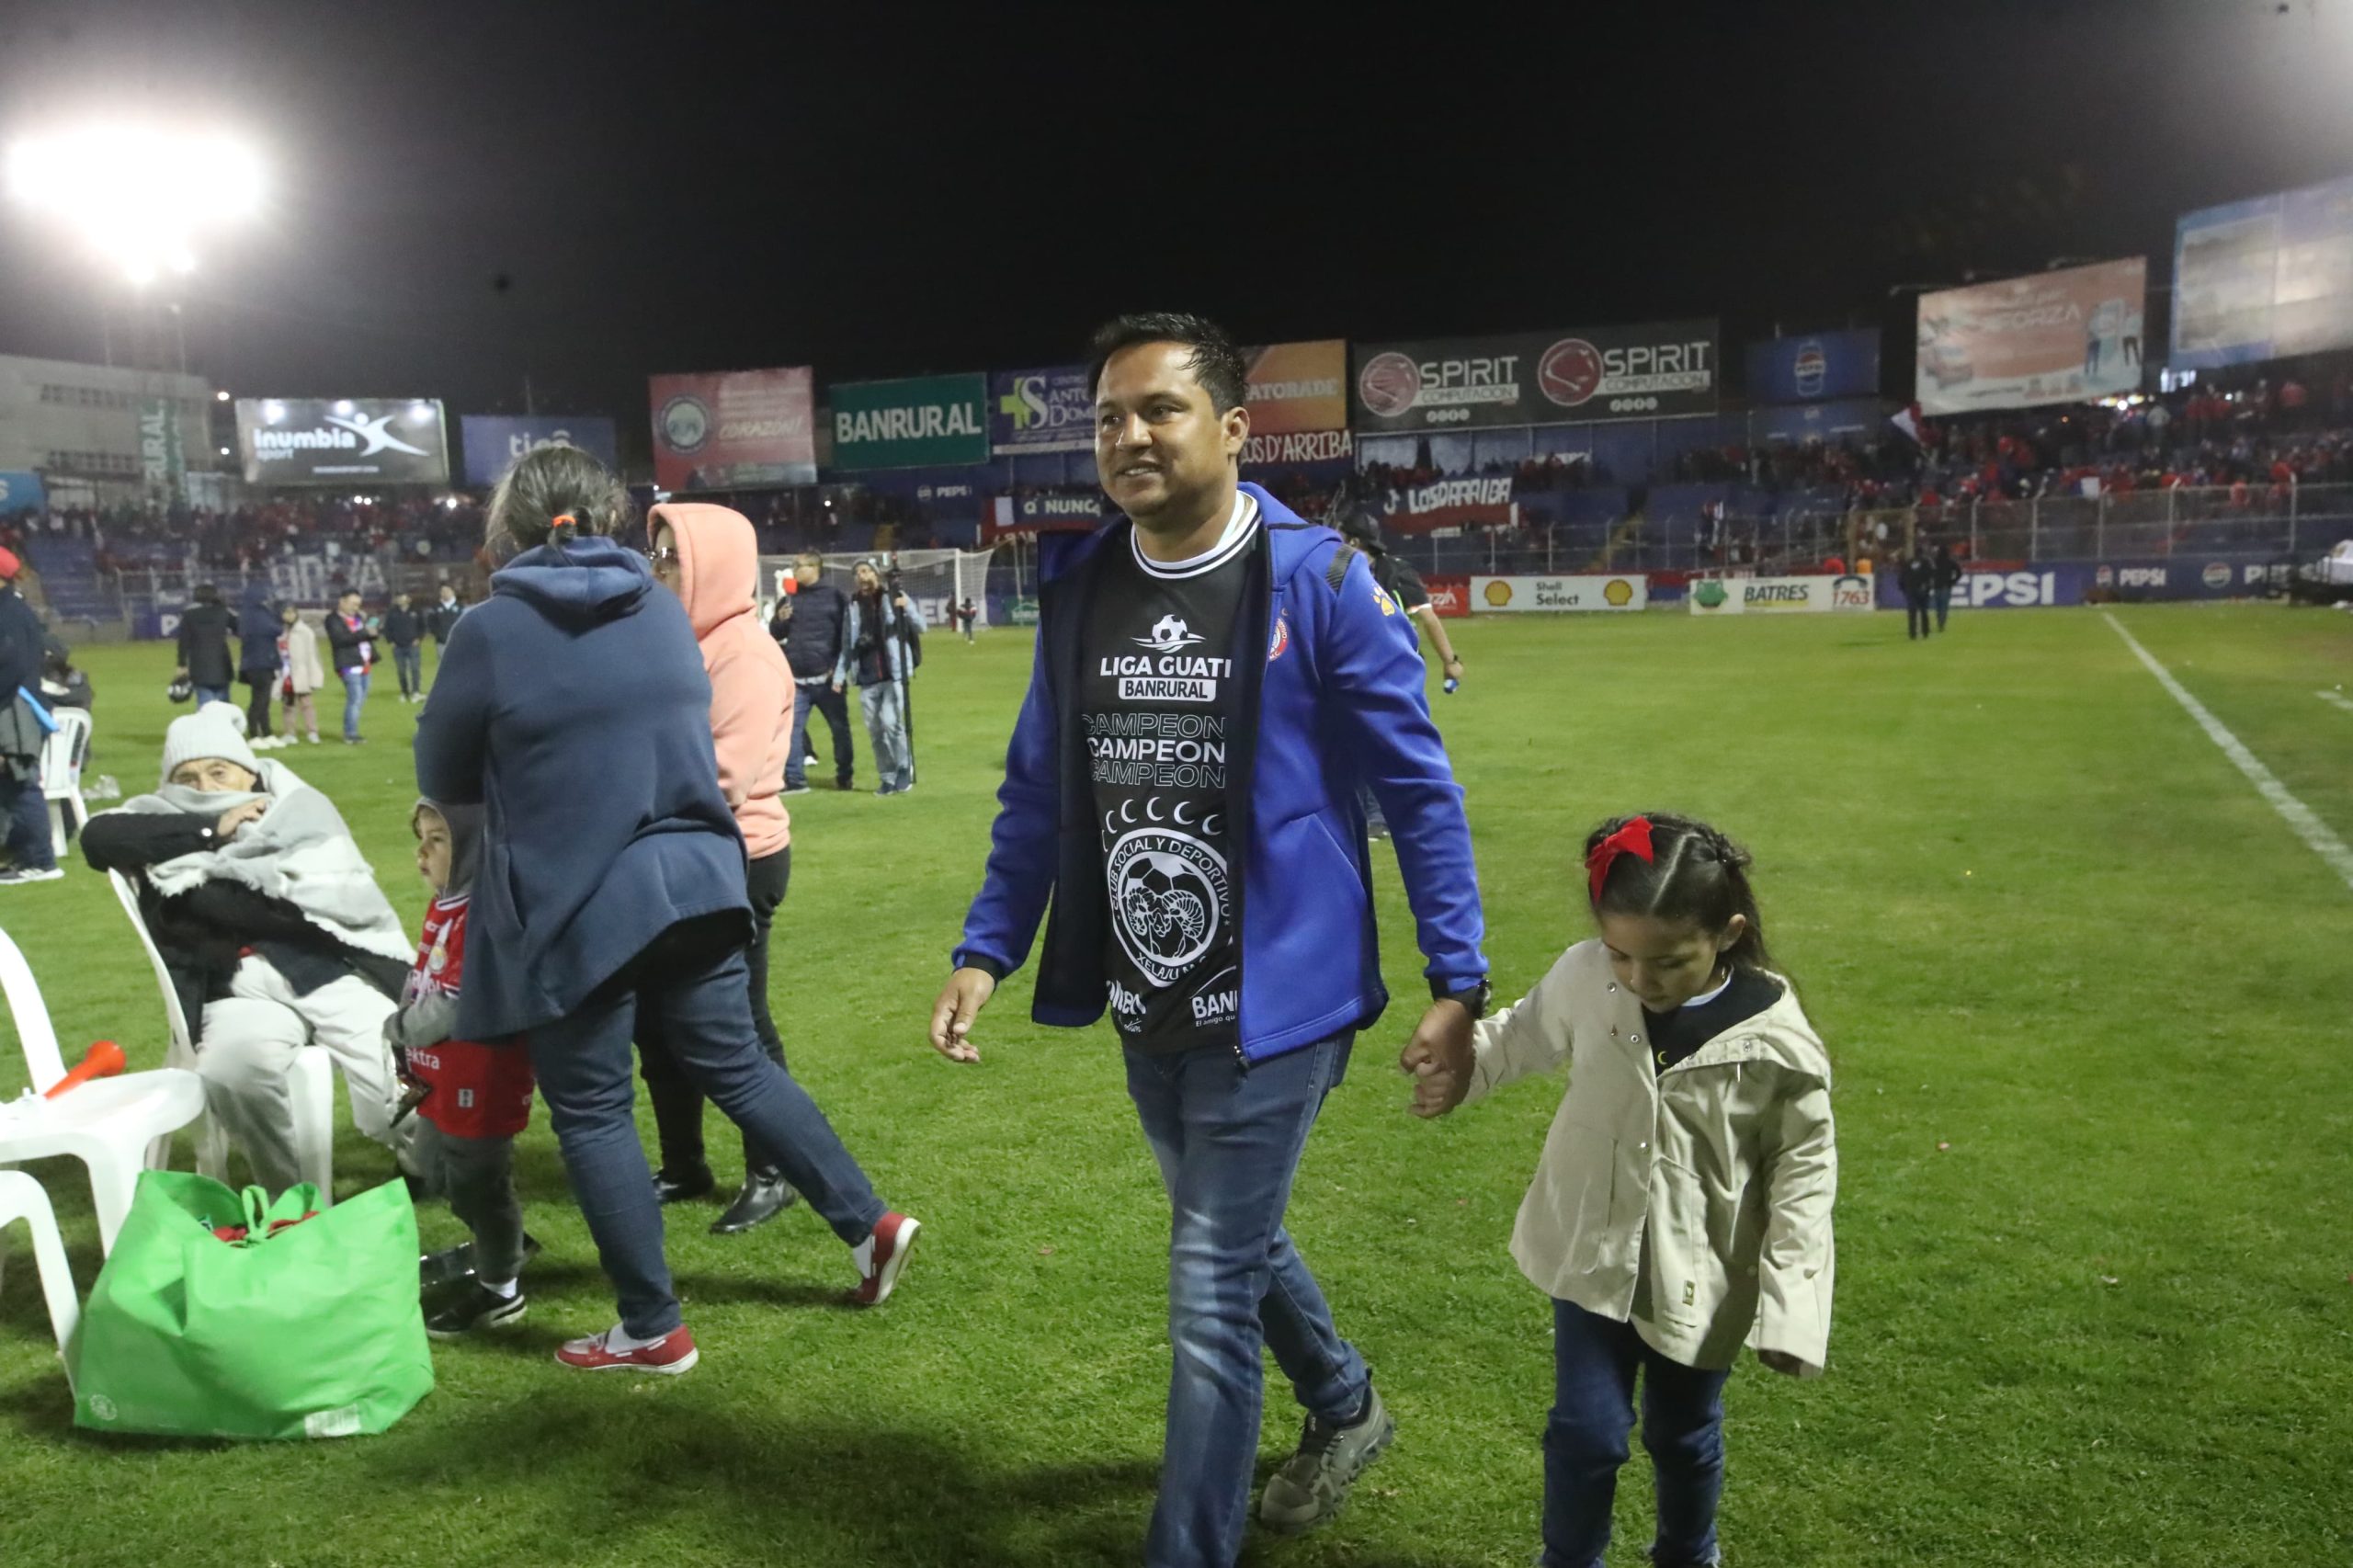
[69,1169,434,1440]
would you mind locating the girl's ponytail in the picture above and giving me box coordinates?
[483,445,634,562]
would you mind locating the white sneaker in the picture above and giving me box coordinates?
[0,867,64,885]
[305,733,322,744]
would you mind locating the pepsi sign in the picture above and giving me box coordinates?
[1745,329,1881,405]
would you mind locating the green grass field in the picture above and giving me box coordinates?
[2,602,2349,1567]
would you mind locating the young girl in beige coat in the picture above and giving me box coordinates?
[1404,811,1836,1568]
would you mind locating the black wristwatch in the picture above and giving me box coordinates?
[1431,976,1492,1020]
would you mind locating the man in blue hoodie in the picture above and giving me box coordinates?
[930,314,1488,1567]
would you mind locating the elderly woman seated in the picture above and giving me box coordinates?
[85,702,415,1193]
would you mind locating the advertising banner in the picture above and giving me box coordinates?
[986,491,1107,540]
[2087,558,2300,600]
[1686,574,1876,615]
[1423,574,1471,618]
[1353,321,1719,432]
[831,372,989,471]
[990,364,1095,456]
[1242,428,1354,468]
[1245,340,1348,434]
[0,472,46,514]
[1749,398,1881,446]
[137,396,185,497]
[1472,574,1649,612]
[649,368,815,491]
[1745,329,1881,403]
[1378,475,1518,535]
[2172,176,2353,369]
[1872,566,2080,610]
[234,398,450,486]
[460,415,620,486]
[1913,259,2146,415]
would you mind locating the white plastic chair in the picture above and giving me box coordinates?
[38,707,91,859]
[0,925,206,1255]
[105,870,336,1201]
[0,1168,81,1386]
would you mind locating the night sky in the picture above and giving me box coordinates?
[4,0,2350,452]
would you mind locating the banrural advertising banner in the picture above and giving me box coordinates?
[1352,321,1719,432]
[138,396,185,496]
[1423,574,1471,618]
[1378,474,1518,535]
[1687,574,1876,614]
[649,368,815,491]
[1472,574,1649,612]
[1913,258,2146,416]
[2171,175,2353,369]
[460,415,620,486]
[1244,340,1348,434]
[235,397,450,486]
[1745,329,1881,404]
[991,364,1095,456]
[831,372,989,471]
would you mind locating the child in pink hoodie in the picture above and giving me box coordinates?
[643,502,802,1234]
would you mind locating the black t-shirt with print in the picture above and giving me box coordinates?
[1640,969,1783,1075]
[1081,526,1252,1052]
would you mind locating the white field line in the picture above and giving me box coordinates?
[2103,613,2353,893]
[2319,688,2353,715]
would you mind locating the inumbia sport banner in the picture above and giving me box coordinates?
[460,415,620,486]
[1351,321,1719,432]
[1913,259,2146,416]
[650,368,815,491]
[2172,176,2353,369]
[234,398,450,486]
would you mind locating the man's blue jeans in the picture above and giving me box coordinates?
[1124,1032,1369,1568]
[339,669,369,740]
[392,644,422,698]
[1540,1298,1731,1568]
[0,771,55,871]
[193,684,231,708]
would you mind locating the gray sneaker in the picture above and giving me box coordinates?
[1257,1383,1393,1535]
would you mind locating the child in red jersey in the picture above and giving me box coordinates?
[391,798,538,1336]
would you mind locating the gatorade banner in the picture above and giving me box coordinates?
[1244,340,1348,434]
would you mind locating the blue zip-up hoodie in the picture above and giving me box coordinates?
[414,535,750,1041]
[236,584,280,680]
[953,483,1486,1063]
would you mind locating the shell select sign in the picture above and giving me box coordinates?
[1470,575,1649,612]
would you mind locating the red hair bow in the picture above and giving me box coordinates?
[1586,816,1654,903]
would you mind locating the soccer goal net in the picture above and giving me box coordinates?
[757,548,1000,631]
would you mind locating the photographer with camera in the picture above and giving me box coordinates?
[834,559,922,796]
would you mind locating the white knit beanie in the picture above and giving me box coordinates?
[160,704,260,787]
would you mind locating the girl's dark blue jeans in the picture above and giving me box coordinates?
[1540,1296,1731,1568]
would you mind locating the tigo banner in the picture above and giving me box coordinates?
[2172,176,2353,369]
[650,368,815,491]
[990,365,1095,456]
[1687,574,1875,614]
[235,398,450,486]
[1354,322,1719,432]
[0,472,46,513]
[1472,574,1648,612]
[1745,329,1881,403]
[460,415,619,486]
[1244,340,1348,434]
[832,373,989,470]
[1914,259,2145,415]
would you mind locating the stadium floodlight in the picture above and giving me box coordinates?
[6,123,264,287]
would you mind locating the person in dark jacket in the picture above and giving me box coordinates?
[1933,542,1963,631]
[836,561,922,795]
[778,553,854,792]
[1901,546,1938,641]
[931,314,1490,1563]
[40,638,92,715]
[415,444,918,1376]
[0,548,58,882]
[384,591,426,703]
[176,582,238,707]
[426,583,465,694]
[324,588,374,743]
[236,583,281,746]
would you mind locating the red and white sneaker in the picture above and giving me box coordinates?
[849,1211,920,1306]
[553,1324,699,1375]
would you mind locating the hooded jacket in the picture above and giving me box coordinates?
[953,483,1486,1063]
[649,503,792,860]
[177,597,237,688]
[280,615,325,696]
[385,797,483,1057]
[415,534,749,1041]
[237,586,281,679]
